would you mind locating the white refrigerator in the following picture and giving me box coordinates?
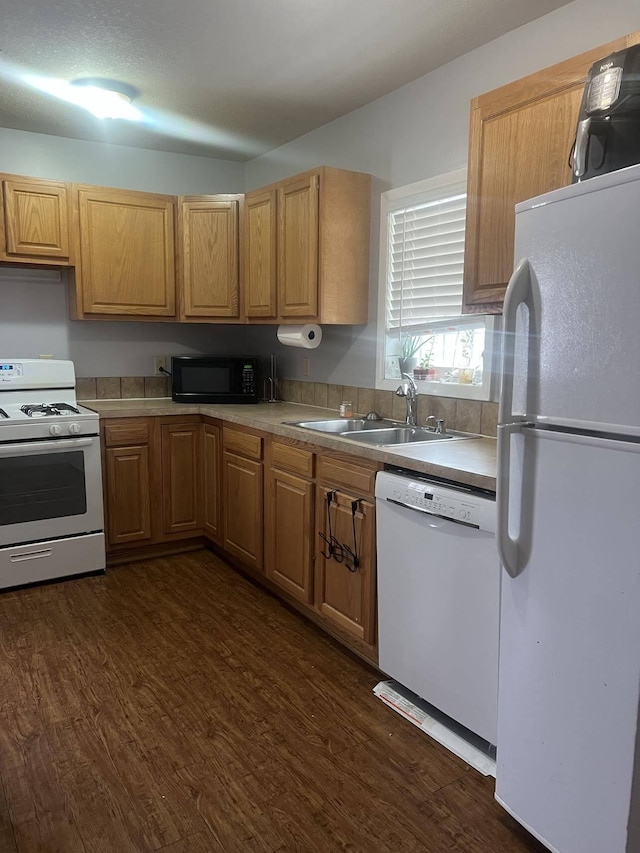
[495,164,640,853]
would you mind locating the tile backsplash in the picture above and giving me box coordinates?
[76,375,498,437]
[77,375,170,400]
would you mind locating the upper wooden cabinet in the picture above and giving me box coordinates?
[463,31,640,312]
[75,186,176,318]
[0,175,72,263]
[244,189,277,318]
[178,194,241,321]
[245,166,371,324]
[278,172,319,318]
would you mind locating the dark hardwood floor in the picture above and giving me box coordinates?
[0,549,546,852]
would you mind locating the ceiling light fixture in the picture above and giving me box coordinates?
[70,78,140,120]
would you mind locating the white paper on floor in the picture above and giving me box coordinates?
[373,680,496,777]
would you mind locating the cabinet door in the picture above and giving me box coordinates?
[266,468,314,602]
[314,488,376,644]
[180,197,240,319]
[277,173,318,317]
[244,189,277,318]
[463,35,634,311]
[223,451,263,571]
[161,423,202,535]
[105,445,152,546]
[203,423,222,543]
[1,177,70,261]
[78,187,176,316]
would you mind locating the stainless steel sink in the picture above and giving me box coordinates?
[344,426,468,446]
[285,418,473,446]
[284,418,401,433]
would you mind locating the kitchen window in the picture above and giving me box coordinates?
[376,169,499,400]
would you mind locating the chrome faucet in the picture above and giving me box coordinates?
[396,372,418,426]
[426,415,446,434]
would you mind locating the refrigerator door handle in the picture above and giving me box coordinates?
[499,258,532,425]
[497,421,531,579]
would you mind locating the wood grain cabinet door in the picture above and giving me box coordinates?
[244,189,277,318]
[77,186,176,317]
[266,468,314,603]
[203,423,222,543]
[1,177,70,261]
[223,451,263,571]
[277,173,319,318]
[463,33,638,311]
[314,488,376,645]
[180,196,240,319]
[105,445,152,546]
[161,423,202,535]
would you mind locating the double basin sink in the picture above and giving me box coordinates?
[284,418,472,447]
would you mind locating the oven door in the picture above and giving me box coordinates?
[0,436,104,547]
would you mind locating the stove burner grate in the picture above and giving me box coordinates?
[20,403,81,418]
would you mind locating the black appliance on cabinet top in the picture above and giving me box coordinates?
[571,43,640,182]
[170,355,259,404]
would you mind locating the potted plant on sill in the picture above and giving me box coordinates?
[411,335,436,380]
[398,334,422,376]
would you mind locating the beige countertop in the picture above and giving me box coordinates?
[83,398,497,491]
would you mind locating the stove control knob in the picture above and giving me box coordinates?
[68,423,82,435]
[49,424,63,436]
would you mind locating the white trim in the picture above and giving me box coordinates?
[382,167,468,206]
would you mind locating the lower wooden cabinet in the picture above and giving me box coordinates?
[161,422,202,535]
[266,466,315,603]
[264,440,378,657]
[314,487,376,645]
[104,444,152,545]
[202,422,222,543]
[222,425,264,572]
[103,416,205,553]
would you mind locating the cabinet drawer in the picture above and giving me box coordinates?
[317,454,377,496]
[104,418,150,447]
[271,442,314,478]
[223,427,262,460]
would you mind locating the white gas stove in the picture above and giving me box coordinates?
[0,359,98,439]
[0,359,105,589]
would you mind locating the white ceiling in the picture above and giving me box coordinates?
[0,0,573,162]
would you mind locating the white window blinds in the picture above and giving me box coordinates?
[386,177,467,332]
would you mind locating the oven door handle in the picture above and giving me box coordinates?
[0,437,95,456]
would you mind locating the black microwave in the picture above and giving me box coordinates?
[171,355,259,404]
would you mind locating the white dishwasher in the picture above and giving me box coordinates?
[375,469,500,745]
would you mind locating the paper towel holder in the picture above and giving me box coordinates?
[276,323,323,349]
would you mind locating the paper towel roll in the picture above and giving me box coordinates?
[276,324,322,349]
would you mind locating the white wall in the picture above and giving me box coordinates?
[0,126,243,194]
[246,0,640,387]
[0,269,279,377]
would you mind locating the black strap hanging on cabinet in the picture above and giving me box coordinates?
[319,490,343,562]
[343,499,361,573]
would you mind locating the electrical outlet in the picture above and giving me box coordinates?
[153,356,167,375]
[303,357,311,376]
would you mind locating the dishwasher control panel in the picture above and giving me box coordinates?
[399,482,481,525]
[375,470,496,532]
